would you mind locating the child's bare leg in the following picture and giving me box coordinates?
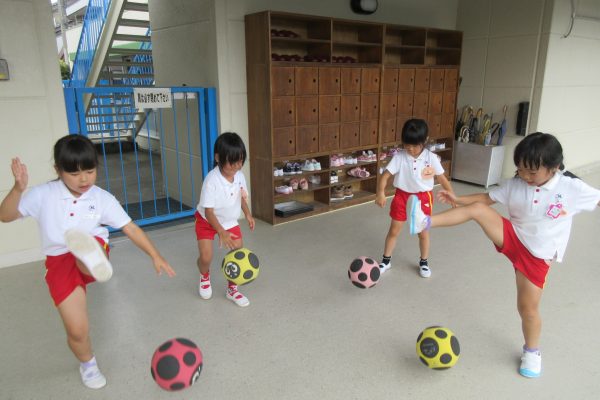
[417,230,430,259]
[515,270,543,349]
[383,220,404,257]
[57,286,92,362]
[197,239,213,275]
[431,202,504,247]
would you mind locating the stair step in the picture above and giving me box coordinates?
[113,34,152,43]
[118,18,150,28]
[123,2,149,12]
[105,60,153,68]
[108,48,152,56]
[100,72,155,79]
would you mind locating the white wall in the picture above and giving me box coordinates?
[0,0,69,267]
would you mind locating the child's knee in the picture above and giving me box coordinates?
[66,323,88,342]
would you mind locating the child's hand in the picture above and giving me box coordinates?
[218,230,238,250]
[152,254,176,277]
[437,190,457,206]
[375,193,386,208]
[246,215,255,231]
[11,158,28,193]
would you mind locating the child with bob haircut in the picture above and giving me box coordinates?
[195,132,255,307]
[409,132,600,378]
[0,134,175,389]
[375,118,454,278]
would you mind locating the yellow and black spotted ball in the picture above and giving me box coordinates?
[221,247,259,285]
[416,326,460,369]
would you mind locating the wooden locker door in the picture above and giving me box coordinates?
[295,67,319,95]
[397,92,414,115]
[396,115,411,141]
[361,68,381,93]
[442,91,456,115]
[319,96,340,124]
[340,122,360,149]
[414,69,430,92]
[441,113,455,139]
[381,119,397,143]
[296,97,319,125]
[380,93,397,120]
[360,120,378,145]
[340,95,360,122]
[272,97,295,127]
[382,68,398,93]
[428,92,443,114]
[430,69,445,91]
[296,125,319,154]
[398,68,415,91]
[427,114,442,139]
[360,94,379,121]
[412,92,429,119]
[319,67,341,95]
[272,67,295,96]
[273,127,295,157]
[319,124,340,151]
[340,68,361,94]
[444,68,458,91]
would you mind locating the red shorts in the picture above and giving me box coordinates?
[495,217,550,288]
[389,188,433,222]
[44,237,109,307]
[195,211,242,241]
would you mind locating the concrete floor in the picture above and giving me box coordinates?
[2,174,600,399]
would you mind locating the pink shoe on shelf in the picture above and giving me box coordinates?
[275,186,292,194]
[289,178,299,190]
[359,168,371,178]
[299,178,309,190]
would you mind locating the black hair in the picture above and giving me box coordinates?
[401,119,429,145]
[213,132,247,168]
[513,132,564,171]
[53,134,98,173]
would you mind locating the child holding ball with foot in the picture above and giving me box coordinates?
[195,132,255,307]
[0,135,175,389]
[409,132,600,378]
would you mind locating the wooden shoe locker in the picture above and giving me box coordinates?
[245,11,462,224]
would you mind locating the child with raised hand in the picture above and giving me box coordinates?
[0,134,175,389]
[375,118,454,278]
[195,132,255,307]
[409,132,600,378]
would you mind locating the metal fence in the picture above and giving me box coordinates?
[63,86,219,227]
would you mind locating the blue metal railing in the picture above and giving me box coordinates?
[68,0,112,88]
[124,28,154,86]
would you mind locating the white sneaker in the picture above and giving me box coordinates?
[419,262,431,278]
[65,229,113,282]
[379,262,391,274]
[199,276,212,299]
[80,361,107,389]
[409,196,430,235]
[226,287,249,307]
[519,349,542,378]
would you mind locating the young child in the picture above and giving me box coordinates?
[375,118,454,278]
[195,132,255,307]
[409,132,600,378]
[0,134,175,389]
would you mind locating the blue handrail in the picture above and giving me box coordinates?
[123,28,153,86]
[68,0,112,88]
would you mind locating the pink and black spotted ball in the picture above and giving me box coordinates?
[151,338,203,391]
[348,256,380,289]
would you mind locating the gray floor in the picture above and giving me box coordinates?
[2,174,600,400]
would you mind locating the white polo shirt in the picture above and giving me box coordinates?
[18,180,132,256]
[197,167,247,230]
[489,172,600,262]
[386,149,444,193]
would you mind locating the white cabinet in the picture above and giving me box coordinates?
[451,141,505,188]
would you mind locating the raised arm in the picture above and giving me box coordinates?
[0,158,28,222]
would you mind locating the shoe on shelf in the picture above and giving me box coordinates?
[283,163,294,175]
[199,275,212,299]
[292,162,302,174]
[343,185,354,199]
[331,186,345,201]
[299,178,309,190]
[409,196,431,235]
[330,171,338,184]
[308,175,321,185]
[226,286,249,307]
[419,260,431,278]
[289,178,299,190]
[358,152,369,162]
[80,360,107,389]
[65,229,113,283]
[311,159,321,170]
[275,186,292,195]
[367,150,377,161]
[302,160,315,171]
[519,348,542,378]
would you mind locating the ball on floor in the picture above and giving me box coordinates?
[221,247,260,285]
[348,256,380,288]
[151,338,203,391]
[416,326,460,369]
